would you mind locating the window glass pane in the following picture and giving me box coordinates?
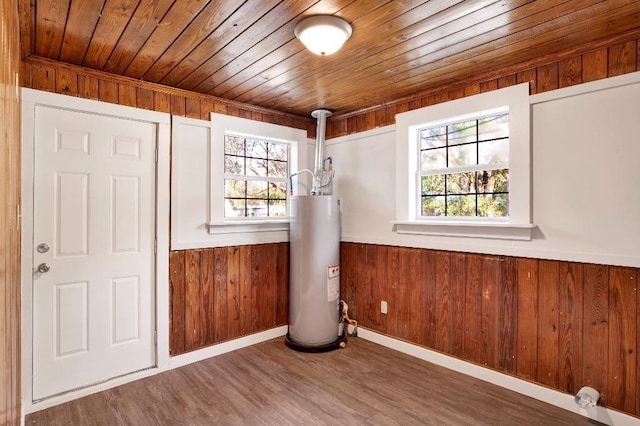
[478,114,508,141]
[268,200,286,217]
[447,172,475,194]
[224,135,290,218]
[268,160,288,178]
[477,169,508,193]
[247,180,268,199]
[245,139,267,159]
[422,196,445,216]
[447,195,476,216]
[268,181,287,199]
[225,179,246,198]
[478,194,508,217]
[246,199,268,217]
[224,155,244,175]
[224,135,245,155]
[478,139,509,165]
[416,112,510,219]
[421,147,446,170]
[421,175,445,195]
[268,142,288,161]
[246,158,268,177]
[447,144,476,167]
[225,199,245,217]
[448,120,477,146]
[420,126,447,149]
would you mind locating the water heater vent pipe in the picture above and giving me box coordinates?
[311,108,332,194]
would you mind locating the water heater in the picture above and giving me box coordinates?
[285,108,344,351]
[286,195,344,351]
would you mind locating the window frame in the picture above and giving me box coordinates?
[209,113,307,233]
[395,83,533,240]
[416,108,510,219]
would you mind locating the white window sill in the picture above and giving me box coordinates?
[392,220,535,241]
[208,220,290,235]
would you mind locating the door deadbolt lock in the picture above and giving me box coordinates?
[37,243,50,253]
[37,263,51,273]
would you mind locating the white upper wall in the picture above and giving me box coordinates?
[171,114,315,249]
[326,72,640,267]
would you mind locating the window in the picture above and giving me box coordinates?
[224,134,289,218]
[208,113,307,242]
[395,83,532,240]
[418,112,509,218]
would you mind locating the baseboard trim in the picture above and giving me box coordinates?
[169,326,288,369]
[355,327,639,426]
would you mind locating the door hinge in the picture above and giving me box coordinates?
[155,147,158,163]
[154,331,157,346]
[154,238,157,253]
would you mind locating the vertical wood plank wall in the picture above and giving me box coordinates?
[169,244,288,355]
[326,36,640,138]
[1,0,21,424]
[341,243,640,417]
[20,56,317,138]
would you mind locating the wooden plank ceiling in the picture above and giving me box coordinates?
[20,0,640,117]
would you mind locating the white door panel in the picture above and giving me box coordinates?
[33,106,156,400]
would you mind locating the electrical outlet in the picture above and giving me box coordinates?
[381,300,388,315]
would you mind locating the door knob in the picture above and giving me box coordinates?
[37,263,51,273]
[37,243,50,253]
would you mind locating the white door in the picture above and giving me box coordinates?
[32,106,156,400]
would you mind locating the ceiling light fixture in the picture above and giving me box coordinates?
[294,15,352,56]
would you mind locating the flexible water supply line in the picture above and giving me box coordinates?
[289,168,314,195]
[341,300,358,337]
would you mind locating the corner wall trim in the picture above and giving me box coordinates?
[355,327,639,426]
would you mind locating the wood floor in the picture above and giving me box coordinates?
[26,337,601,425]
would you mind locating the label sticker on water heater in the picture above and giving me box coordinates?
[327,265,340,302]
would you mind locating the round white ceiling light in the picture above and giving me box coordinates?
[294,15,352,56]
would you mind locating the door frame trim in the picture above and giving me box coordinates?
[20,88,171,413]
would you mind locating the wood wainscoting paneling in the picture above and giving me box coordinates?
[341,243,640,419]
[169,243,288,356]
[1,0,22,423]
[326,36,640,139]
